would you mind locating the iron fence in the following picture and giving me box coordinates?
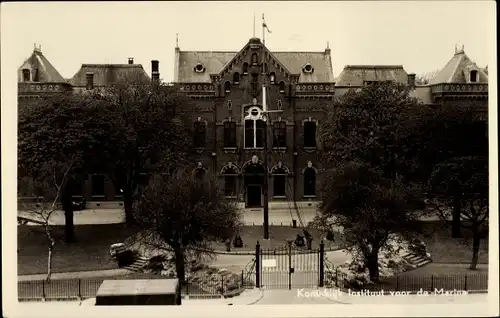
[325,270,488,293]
[18,272,251,301]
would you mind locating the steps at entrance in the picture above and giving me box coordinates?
[402,253,432,268]
[123,256,149,271]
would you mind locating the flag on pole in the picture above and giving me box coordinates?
[262,14,272,33]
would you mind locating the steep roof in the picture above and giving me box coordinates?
[69,64,150,87]
[429,49,488,84]
[18,47,66,83]
[176,51,236,83]
[175,40,334,83]
[334,65,408,86]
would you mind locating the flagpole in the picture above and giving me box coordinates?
[262,14,265,46]
[253,13,256,37]
[261,13,269,239]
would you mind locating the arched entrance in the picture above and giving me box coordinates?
[242,155,265,208]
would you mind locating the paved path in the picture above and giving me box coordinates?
[18,209,124,225]
[18,269,132,282]
[18,208,444,226]
[207,250,350,274]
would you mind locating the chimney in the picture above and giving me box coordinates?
[151,60,160,82]
[128,57,134,64]
[407,73,416,88]
[86,72,94,90]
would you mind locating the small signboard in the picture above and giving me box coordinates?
[262,259,277,268]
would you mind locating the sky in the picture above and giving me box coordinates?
[1,1,496,82]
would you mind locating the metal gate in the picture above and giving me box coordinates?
[255,241,325,289]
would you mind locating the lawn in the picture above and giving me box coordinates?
[18,224,140,275]
[18,224,340,275]
[417,221,489,264]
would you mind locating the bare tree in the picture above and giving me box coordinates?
[133,171,241,283]
[18,162,73,281]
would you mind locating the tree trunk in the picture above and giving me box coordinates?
[451,197,462,238]
[174,246,186,283]
[469,230,481,270]
[123,192,136,225]
[47,244,54,282]
[366,251,380,283]
[62,186,75,243]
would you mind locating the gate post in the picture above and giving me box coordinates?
[319,240,325,287]
[255,241,261,288]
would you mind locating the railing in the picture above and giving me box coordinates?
[430,83,488,94]
[18,273,252,301]
[325,270,488,293]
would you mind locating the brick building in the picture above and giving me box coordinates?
[18,41,488,211]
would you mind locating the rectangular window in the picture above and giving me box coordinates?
[273,175,286,197]
[22,69,30,82]
[303,168,316,196]
[255,120,265,148]
[470,70,478,83]
[224,176,236,197]
[91,174,105,197]
[303,121,317,148]
[224,121,237,148]
[193,122,206,148]
[245,120,254,148]
[273,122,287,147]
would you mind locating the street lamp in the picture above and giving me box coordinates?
[259,85,283,239]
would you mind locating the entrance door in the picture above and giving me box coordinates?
[247,185,262,207]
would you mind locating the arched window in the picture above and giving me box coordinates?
[303,166,316,196]
[233,72,240,84]
[273,121,286,148]
[193,120,206,148]
[221,164,239,197]
[269,72,276,84]
[243,62,249,74]
[303,119,317,148]
[279,81,285,93]
[272,164,288,197]
[470,70,478,83]
[251,53,258,65]
[224,81,231,92]
[22,69,30,82]
[224,121,237,148]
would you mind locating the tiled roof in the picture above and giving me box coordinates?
[175,42,334,83]
[334,65,408,86]
[272,52,334,83]
[18,49,66,83]
[176,51,236,83]
[429,50,488,84]
[69,64,150,87]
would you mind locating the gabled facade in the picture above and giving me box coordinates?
[17,40,488,210]
[173,37,335,210]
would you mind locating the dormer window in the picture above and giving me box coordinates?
[194,63,205,73]
[243,62,249,74]
[22,69,30,82]
[269,72,276,84]
[470,70,478,83]
[233,72,240,84]
[303,63,313,73]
